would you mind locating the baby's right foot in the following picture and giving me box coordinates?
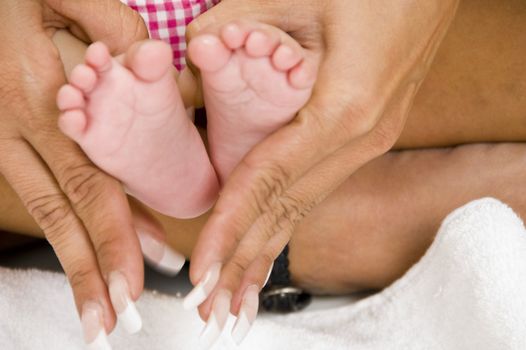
[57,41,219,218]
[188,21,317,183]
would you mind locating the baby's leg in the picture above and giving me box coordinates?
[54,32,218,218]
[188,21,317,183]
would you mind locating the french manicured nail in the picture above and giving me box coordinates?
[138,230,186,276]
[231,285,259,345]
[264,262,274,286]
[199,289,232,349]
[108,271,142,334]
[183,263,222,310]
[81,302,112,350]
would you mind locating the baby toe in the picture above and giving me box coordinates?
[289,58,318,90]
[58,109,88,142]
[245,30,281,58]
[272,44,303,71]
[221,22,250,50]
[85,42,113,73]
[57,85,85,111]
[69,64,98,94]
[125,40,173,82]
[188,34,232,72]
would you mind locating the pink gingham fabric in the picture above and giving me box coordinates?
[123,0,220,70]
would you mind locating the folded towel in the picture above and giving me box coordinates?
[1,198,525,349]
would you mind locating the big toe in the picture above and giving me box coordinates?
[124,40,174,82]
[188,34,231,72]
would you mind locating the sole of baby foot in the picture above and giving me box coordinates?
[188,21,317,183]
[57,40,218,218]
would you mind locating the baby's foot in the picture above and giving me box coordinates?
[57,41,219,218]
[188,21,316,183]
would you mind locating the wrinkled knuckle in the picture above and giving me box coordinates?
[276,194,312,232]
[94,234,122,263]
[230,254,252,278]
[68,265,98,292]
[263,221,279,242]
[258,194,313,245]
[242,160,290,215]
[60,163,110,208]
[26,193,73,233]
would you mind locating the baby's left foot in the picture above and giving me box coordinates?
[188,21,317,183]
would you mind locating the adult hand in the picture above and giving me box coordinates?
[185,0,460,341]
[0,0,162,345]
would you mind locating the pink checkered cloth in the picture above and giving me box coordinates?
[123,0,220,70]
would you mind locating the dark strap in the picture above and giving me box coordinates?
[268,245,290,286]
[260,245,312,313]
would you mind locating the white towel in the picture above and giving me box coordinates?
[1,198,526,349]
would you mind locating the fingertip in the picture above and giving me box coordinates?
[81,300,115,347]
[197,299,213,321]
[184,262,222,310]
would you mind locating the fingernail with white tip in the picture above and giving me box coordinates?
[231,285,259,345]
[199,289,232,349]
[183,263,222,310]
[264,262,274,286]
[108,271,142,334]
[81,302,112,350]
[138,230,186,276]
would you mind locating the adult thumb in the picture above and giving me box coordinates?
[46,0,148,54]
[186,0,283,41]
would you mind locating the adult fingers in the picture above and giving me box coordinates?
[186,0,286,41]
[0,138,116,338]
[26,121,146,329]
[223,78,421,317]
[45,0,148,54]
[19,29,145,335]
[187,37,386,288]
[129,199,186,276]
[194,80,418,326]
[187,0,454,297]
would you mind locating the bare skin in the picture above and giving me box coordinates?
[2,142,526,295]
[0,0,524,298]
[183,0,526,322]
[399,0,526,147]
